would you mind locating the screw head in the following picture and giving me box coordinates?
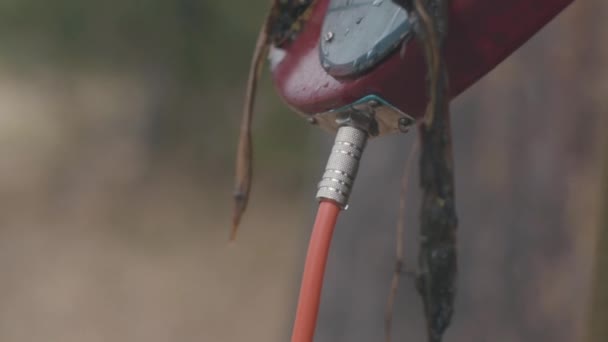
[398,117,414,133]
[368,100,379,108]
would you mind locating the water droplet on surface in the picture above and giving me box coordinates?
[366,49,377,59]
[324,31,334,42]
[372,0,383,6]
[356,17,363,24]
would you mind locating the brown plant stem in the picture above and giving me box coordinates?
[385,140,419,342]
[588,146,608,341]
[231,1,278,241]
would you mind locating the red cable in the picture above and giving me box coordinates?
[291,199,341,342]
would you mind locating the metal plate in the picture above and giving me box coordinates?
[319,0,412,77]
[311,95,415,136]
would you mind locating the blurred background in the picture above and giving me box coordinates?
[0,1,606,341]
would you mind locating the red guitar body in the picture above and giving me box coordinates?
[271,0,573,124]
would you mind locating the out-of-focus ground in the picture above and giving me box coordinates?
[0,2,316,340]
[0,1,606,342]
[0,68,313,342]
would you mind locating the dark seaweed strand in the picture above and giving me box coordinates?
[270,0,316,45]
[393,1,457,341]
[417,59,457,342]
[416,1,457,341]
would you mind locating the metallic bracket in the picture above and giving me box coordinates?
[310,94,415,137]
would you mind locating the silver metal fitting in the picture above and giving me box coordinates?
[316,126,368,208]
[304,95,415,137]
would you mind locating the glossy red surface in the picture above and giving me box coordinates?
[271,0,573,119]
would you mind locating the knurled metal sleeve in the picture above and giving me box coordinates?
[316,126,368,208]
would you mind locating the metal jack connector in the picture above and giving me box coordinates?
[316,126,368,208]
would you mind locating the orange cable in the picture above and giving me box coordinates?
[291,199,341,342]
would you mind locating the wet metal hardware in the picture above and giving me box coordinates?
[309,95,415,137]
